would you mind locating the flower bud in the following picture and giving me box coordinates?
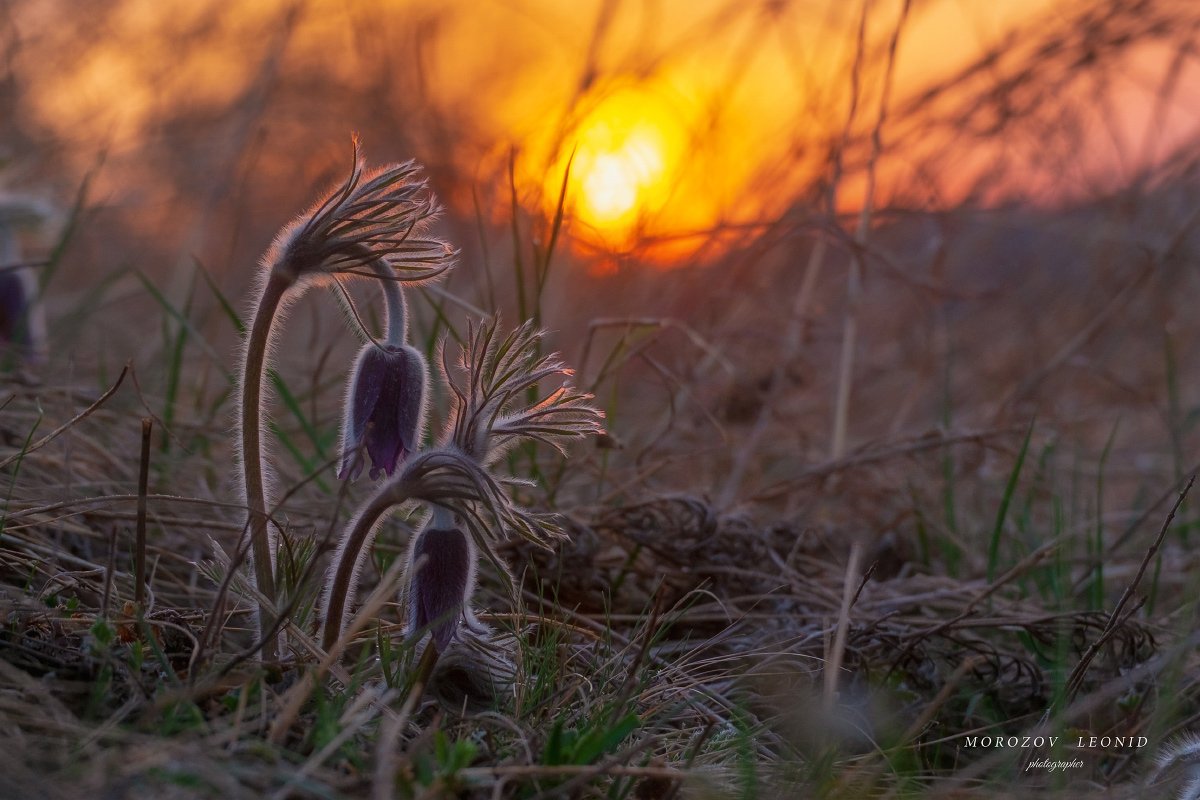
[408,524,475,653]
[338,342,427,480]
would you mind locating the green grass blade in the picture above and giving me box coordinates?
[535,149,574,310]
[135,269,234,384]
[1090,419,1120,608]
[987,418,1035,584]
[197,260,246,335]
[160,270,198,453]
[471,182,497,314]
[267,368,330,461]
[508,150,527,323]
[267,418,329,494]
[37,166,96,297]
[1,401,43,536]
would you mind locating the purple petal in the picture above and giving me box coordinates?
[337,448,365,481]
[409,526,471,652]
[365,402,405,479]
[340,343,427,481]
[364,345,425,478]
[338,345,387,481]
[351,347,388,435]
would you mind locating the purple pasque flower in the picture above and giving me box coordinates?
[338,341,427,481]
[0,221,46,362]
[0,269,30,347]
[408,517,475,653]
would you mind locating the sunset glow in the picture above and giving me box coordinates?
[10,0,1200,270]
[560,89,686,248]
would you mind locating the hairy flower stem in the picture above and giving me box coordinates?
[377,270,407,347]
[240,270,290,661]
[321,488,399,651]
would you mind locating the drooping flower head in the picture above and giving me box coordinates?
[444,318,605,464]
[407,508,476,653]
[264,137,455,287]
[338,341,428,481]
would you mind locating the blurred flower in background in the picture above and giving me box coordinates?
[0,194,53,363]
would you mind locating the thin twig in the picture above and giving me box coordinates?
[831,0,912,460]
[100,523,118,620]
[0,364,128,471]
[751,424,1026,503]
[1064,474,1195,702]
[885,540,1059,679]
[824,542,862,713]
[135,418,152,608]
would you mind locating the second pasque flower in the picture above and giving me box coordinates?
[338,342,428,481]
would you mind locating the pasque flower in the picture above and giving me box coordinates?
[237,139,454,659]
[319,319,606,653]
[338,341,427,481]
[407,510,476,653]
[0,199,49,363]
[0,269,32,348]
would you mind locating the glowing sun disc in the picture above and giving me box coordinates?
[556,86,686,247]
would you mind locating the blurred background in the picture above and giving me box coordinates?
[3,0,1200,513]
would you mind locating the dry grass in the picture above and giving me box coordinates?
[3,348,1199,797]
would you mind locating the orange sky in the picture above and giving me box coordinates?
[11,0,1199,264]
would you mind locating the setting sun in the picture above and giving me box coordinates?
[576,127,666,226]
[553,87,687,250]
